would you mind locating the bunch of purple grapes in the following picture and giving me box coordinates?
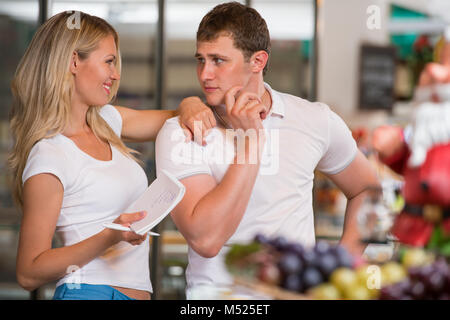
[379,257,450,300]
[254,234,355,294]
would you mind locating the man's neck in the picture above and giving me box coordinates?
[215,83,272,115]
[246,79,272,109]
[261,86,272,112]
[212,85,272,129]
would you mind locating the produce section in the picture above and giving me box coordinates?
[225,234,450,300]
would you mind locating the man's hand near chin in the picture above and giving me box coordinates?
[225,85,269,121]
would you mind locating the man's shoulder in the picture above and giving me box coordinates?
[163,115,182,128]
[275,91,332,126]
[285,93,329,111]
[158,116,183,136]
[271,87,331,115]
[158,115,223,145]
[155,116,187,151]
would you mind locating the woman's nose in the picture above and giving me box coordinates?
[111,65,120,80]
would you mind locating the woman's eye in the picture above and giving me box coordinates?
[106,59,114,64]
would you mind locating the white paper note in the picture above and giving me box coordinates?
[126,170,186,235]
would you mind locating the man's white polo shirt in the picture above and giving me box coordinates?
[155,83,357,290]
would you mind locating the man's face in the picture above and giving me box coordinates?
[195,35,253,106]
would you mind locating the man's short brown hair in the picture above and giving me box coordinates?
[197,2,271,74]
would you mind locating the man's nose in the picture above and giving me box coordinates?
[199,62,214,81]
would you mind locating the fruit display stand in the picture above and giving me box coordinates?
[232,276,312,300]
[224,234,450,300]
[225,235,357,300]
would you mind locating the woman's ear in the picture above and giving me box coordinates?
[250,50,269,73]
[70,51,79,75]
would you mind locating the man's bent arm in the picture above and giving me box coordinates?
[324,150,381,256]
[167,87,268,258]
[171,157,260,258]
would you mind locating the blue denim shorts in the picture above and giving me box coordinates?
[53,283,136,300]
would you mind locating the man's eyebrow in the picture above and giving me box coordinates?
[194,53,227,59]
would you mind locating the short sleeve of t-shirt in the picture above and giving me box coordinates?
[22,140,68,189]
[155,117,212,180]
[99,104,122,137]
[316,106,357,175]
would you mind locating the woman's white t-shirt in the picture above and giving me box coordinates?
[22,105,152,292]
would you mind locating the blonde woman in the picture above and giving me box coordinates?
[9,11,214,300]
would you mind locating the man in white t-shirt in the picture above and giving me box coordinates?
[155,2,380,293]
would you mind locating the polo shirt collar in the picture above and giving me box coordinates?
[264,82,286,118]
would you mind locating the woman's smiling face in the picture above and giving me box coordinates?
[71,34,120,108]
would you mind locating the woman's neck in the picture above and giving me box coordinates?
[64,97,90,137]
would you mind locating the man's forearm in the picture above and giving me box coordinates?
[327,151,381,258]
[340,192,368,256]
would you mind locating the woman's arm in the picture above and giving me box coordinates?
[114,97,216,143]
[115,107,175,142]
[16,173,146,291]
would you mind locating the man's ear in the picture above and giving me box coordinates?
[70,51,79,75]
[250,50,269,73]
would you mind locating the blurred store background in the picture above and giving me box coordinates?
[0,0,448,299]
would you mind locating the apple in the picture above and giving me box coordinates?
[381,262,407,286]
[355,264,381,298]
[310,283,341,300]
[343,284,372,300]
[402,248,433,269]
[330,268,358,293]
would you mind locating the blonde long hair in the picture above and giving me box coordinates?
[9,11,139,208]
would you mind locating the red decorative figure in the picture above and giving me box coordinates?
[372,36,450,254]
